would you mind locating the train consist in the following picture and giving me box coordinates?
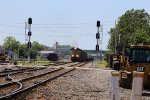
[71,47,93,62]
[0,50,7,61]
[47,53,58,61]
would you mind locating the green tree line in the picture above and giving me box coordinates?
[107,9,150,53]
[1,36,49,60]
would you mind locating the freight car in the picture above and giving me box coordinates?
[47,53,58,61]
[0,50,7,61]
[71,47,93,62]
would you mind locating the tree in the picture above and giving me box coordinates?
[18,44,28,59]
[0,45,2,50]
[57,45,72,49]
[19,42,46,59]
[2,37,51,60]
[108,9,150,52]
[2,36,20,53]
[30,41,46,59]
[32,41,44,51]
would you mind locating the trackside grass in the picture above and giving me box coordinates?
[98,60,107,69]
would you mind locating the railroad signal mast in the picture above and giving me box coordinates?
[96,21,103,67]
[27,18,32,63]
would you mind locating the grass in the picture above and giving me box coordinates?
[97,60,108,69]
[13,61,54,67]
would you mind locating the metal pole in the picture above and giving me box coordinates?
[131,14,135,45]
[96,21,100,68]
[27,18,32,63]
[99,25,103,60]
[118,34,121,44]
[97,27,100,68]
[115,20,117,54]
[97,33,99,68]
[28,24,31,63]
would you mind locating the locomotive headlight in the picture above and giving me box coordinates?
[76,55,79,57]
[71,55,74,57]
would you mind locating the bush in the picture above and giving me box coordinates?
[13,61,17,65]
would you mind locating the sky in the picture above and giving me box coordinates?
[0,0,149,50]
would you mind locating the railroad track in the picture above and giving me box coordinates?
[0,67,38,74]
[43,61,73,66]
[0,61,9,65]
[0,67,75,100]
[67,61,90,67]
[0,67,47,84]
[0,67,46,77]
[0,62,89,99]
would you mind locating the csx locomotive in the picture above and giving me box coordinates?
[71,47,93,62]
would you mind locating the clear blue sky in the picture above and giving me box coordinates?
[0,0,149,50]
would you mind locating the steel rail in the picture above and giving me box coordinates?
[43,61,73,66]
[0,68,75,100]
[0,67,36,74]
[0,67,63,88]
[78,62,90,67]
[67,62,81,67]
[67,62,89,67]
[0,67,46,77]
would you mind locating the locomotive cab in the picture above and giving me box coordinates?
[71,47,90,62]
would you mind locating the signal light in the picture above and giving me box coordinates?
[28,18,32,24]
[28,42,32,48]
[28,31,32,36]
[96,45,99,51]
[97,21,100,27]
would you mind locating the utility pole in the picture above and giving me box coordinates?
[131,14,135,45]
[114,20,117,54]
[27,18,32,63]
[99,25,103,59]
[25,22,28,43]
[118,34,121,44]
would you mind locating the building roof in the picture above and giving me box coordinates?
[39,50,55,54]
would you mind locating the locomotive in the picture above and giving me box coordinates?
[47,53,58,61]
[71,47,93,62]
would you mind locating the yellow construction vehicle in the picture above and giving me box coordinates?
[109,44,130,71]
[119,45,150,89]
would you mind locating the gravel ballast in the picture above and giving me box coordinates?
[16,67,112,100]
[1,63,150,100]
